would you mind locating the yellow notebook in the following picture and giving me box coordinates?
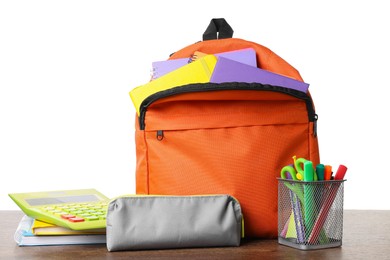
[32,219,106,235]
[130,55,217,115]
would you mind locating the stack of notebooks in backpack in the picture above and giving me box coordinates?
[130,47,309,115]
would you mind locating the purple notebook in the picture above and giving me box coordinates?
[210,57,309,93]
[152,48,257,79]
[151,58,190,79]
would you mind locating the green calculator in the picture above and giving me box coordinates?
[9,189,110,230]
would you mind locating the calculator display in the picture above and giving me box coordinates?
[26,195,100,206]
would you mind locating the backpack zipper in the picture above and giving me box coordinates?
[156,130,164,141]
[138,82,318,135]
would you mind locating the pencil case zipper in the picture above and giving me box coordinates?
[138,82,318,135]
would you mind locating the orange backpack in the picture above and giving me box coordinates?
[133,19,319,238]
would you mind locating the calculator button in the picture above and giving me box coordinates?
[78,213,91,217]
[54,211,68,216]
[84,216,99,221]
[68,217,85,222]
[49,209,62,214]
[61,214,76,219]
[42,207,55,211]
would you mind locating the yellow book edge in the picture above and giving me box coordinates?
[32,219,106,236]
[130,54,217,116]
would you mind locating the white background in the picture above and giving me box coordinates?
[1,0,389,210]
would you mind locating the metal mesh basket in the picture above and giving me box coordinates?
[278,178,345,250]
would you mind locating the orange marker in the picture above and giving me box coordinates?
[324,165,332,180]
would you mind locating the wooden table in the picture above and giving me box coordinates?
[1,210,389,259]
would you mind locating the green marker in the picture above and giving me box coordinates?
[303,161,315,239]
[304,161,314,182]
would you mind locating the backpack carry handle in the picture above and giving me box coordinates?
[203,18,234,41]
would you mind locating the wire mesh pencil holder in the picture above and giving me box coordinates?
[278,178,346,250]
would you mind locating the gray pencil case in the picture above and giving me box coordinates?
[106,194,243,251]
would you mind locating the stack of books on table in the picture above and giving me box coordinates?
[14,215,106,246]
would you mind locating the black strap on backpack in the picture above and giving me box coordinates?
[203,18,234,41]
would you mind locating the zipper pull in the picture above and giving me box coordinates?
[156,130,164,141]
[313,114,318,137]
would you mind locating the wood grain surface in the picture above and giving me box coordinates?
[1,210,389,259]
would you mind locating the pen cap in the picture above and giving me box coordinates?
[316,164,325,181]
[324,165,332,180]
[334,165,347,180]
[303,161,314,181]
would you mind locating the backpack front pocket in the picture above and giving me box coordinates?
[135,83,318,237]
